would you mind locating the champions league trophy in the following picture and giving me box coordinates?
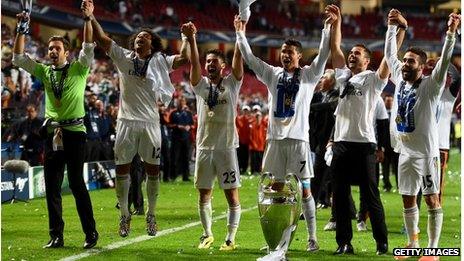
[257,173,302,261]
[17,0,33,34]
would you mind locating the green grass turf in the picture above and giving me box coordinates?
[2,149,461,260]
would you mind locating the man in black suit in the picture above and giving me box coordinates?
[309,69,339,208]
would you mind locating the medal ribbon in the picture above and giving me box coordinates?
[132,55,152,77]
[397,78,422,124]
[49,63,70,101]
[207,77,223,111]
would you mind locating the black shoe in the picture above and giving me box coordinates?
[83,232,99,249]
[376,242,388,255]
[299,213,305,220]
[43,236,64,248]
[334,244,354,255]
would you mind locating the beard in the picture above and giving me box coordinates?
[401,68,420,82]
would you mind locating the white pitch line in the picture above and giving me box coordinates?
[60,206,257,261]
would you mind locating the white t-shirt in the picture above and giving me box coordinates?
[236,26,331,142]
[108,41,175,123]
[193,74,242,150]
[437,87,457,150]
[385,25,456,157]
[333,67,387,143]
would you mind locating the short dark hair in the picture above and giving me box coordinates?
[283,38,303,53]
[353,44,371,59]
[128,28,163,53]
[205,49,225,62]
[48,36,70,51]
[405,47,427,65]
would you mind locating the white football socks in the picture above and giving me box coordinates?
[146,174,160,216]
[302,194,317,241]
[427,207,443,248]
[403,206,419,247]
[199,200,213,237]
[226,205,241,242]
[116,174,131,217]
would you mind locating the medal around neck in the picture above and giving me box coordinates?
[207,110,215,118]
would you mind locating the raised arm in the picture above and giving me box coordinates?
[79,0,95,68]
[325,5,345,69]
[377,9,407,80]
[173,24,191,69]
[184,22,201,86]
[308,8,334,77]
[86,0,112,52]
[12,12,38,74]
[13,12,29,55]
[384,12,404,85]
[430,13,460,86]
[235,15,272,80]
[232,15,244,81]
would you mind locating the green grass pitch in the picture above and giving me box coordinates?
[2,149,461,260]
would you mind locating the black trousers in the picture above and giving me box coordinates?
[250,150,263,173]
[332,142,388,246]
[237,142,249,173]
[129,154,145,212]
[161,137,171,181]
[44,130,97,238]
[382,148,399,190]
[84,139,101,162]
[171,138,191,181]
[311,150,331,206]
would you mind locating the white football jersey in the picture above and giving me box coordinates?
[109,41,175,123]
[385,25,456,157]
[236,27,331,142]
[437,87,457,150]
[193,74,242,150]
[333,67,387,143]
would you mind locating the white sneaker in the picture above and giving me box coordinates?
[238,0,256,22]
[357,221,368,232]
[324,221,336,231]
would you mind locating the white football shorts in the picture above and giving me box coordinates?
[114,120,161,165]
[398,154,440,196]
[262,139,314,182]
[194,149,241,190]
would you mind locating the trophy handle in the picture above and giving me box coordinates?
[259,172,274,190]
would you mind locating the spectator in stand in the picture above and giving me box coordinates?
[170,96,194,181]
[249,104,267,175]
[236,105,251,174]
[159,102,172,182]
[95,99,114,160]
[5,104,44,166]
[84,93,103,162]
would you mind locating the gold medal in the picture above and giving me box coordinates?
[208,110,215,117]
[395,115,402,124]
[55,99,62,108]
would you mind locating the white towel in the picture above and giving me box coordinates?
[146,52,175,107]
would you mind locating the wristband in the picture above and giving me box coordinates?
[397,24,408,31]
[83,16,92,21]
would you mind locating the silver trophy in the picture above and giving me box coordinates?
[17,0,33,34]
[257,173,301,260]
